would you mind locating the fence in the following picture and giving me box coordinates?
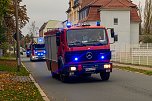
[111,43,152,66]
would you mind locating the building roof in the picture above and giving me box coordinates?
[130,8,141,22]
[80,0,141,22]
[81,0,136,8]
[39,22,47,32]
[47,20,62,27]
[39,20,63,37]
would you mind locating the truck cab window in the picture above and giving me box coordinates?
[67,28,108,47]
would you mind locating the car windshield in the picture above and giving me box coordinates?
[67,28,108,47]
[33,44,45,49]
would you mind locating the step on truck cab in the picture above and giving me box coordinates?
[44,24,117,82]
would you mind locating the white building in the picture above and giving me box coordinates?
[79,0,141,50]
[39,20,63,37]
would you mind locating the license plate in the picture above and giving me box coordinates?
[85,67,96,71]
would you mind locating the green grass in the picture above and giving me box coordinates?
[0,81,44,101]
[0,58,29,76]
[0,59,44,101]
[113,65,152,76]
[0,56,16,60]
[0,65,29,76]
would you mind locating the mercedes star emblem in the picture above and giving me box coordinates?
[86,52,93,59]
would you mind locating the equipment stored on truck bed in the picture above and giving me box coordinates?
[44,23,117,82]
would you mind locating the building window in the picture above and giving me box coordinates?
[79,8,89,20]
[74,0,79,6]
[114,18,118,25]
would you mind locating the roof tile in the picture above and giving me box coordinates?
[80,0,141,22]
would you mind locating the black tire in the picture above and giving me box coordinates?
[51,72,59,79]
[100,72,110,81]
[58,56,69,82]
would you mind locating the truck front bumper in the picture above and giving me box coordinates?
[63,63,112,76]
[31,56,45,60]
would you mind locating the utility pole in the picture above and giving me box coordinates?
[15,0,21,71]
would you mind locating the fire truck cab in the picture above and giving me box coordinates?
[30,43,46,61]
[44,24,117,82]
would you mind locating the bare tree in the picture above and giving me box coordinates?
[143,0,152,35]
[138,1,142,35]
[28,21,39,43]
[28,21,39,36]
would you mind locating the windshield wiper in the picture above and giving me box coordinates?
[84,40,105,46]
[89,40,98,43]
[68,41,86,47]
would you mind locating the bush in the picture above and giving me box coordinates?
[140,35,152,43]
[0,42,9,56]
[0,25,6,44]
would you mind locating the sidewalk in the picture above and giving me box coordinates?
[113,62,152,71]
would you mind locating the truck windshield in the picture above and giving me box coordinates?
[33,44,45,49]
[67,28,108,47]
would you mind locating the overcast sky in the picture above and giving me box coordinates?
[21,0,145,35]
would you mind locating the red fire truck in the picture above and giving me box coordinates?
[30,43,46,61]
[44,23,117,82]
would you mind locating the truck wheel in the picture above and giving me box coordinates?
[100,72,110,81]
[51,72,59,79]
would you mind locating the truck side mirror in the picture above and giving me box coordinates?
[114,35,118,42]
[56,32,61,46]
[107,28,118,44]
[56,37,60,46]
[56,32,61,37]
[111,29,114,38]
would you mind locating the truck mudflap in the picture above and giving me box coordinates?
[62,62,112,76]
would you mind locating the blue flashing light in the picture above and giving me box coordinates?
[101,56,105,59]
[27,51,30,54]
[74,57,78,61]
[35,51,37,54]
[41,53,43,55]
[96,21,100,26]
[38,37,44,43]
[43,50,46,54]
[38,53,40,56]
[39,39,42,42]
[66,22,72,28]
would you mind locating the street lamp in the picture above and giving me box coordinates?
[15,0,21,71]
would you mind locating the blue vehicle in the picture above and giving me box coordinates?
[26,48,31,57]
[30,44,46,61]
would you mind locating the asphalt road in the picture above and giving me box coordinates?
[22,57,152,101]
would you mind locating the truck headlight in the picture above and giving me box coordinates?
[70,66,77,71]
[104,64,111,69]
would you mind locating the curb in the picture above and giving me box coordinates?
[113,63,152,71]
[21,62,50,101]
